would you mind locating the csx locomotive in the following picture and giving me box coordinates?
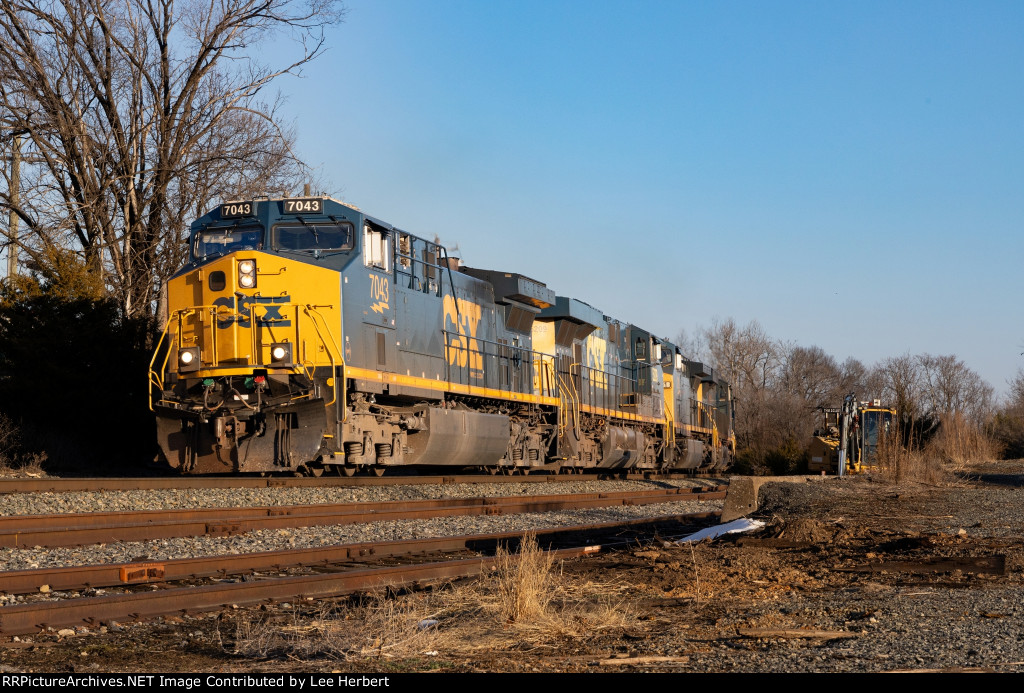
[149,196,735,475]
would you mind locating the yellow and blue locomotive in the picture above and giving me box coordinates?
[150,196,734,475]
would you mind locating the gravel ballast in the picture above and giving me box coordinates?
[0,477,724,516]
[0,478,724,572]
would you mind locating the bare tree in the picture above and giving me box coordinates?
[679,317,1002,468]
[693,318,799,470]
[874,354,925,423]
[699,318,780,393]
[918,353,994,424]
[838,356,882,400]
[992,369,1024,458]
[0,0,343,316]
[779,344,842,409]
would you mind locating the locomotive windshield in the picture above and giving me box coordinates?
[193,224,265,260]
[272,221,354,252]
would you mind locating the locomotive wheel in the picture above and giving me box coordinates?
[340,465,357,477]
[371,465,386,477]
[308,465,324,478]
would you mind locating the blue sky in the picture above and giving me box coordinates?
[270,0,1023,394]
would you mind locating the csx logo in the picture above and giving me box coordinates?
[443,295,483,378]
[214,295,292,329]
[587,336,608,390]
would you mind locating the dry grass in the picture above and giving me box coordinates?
[0,413,46,476]
[875,414,997,484]
[232,594,459,661]
[231,533,637,664]
[0,412,21,470]
[875,427,946,484]
[488,532,635,641]
[493,532,554,624]
[925,413,998,471]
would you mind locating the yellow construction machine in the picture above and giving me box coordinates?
[807,396,895,475]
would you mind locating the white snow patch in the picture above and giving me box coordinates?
[676,518,766,543]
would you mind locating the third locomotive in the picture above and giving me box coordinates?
[150,196,734,475]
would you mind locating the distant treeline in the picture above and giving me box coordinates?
[676,318,1023,473]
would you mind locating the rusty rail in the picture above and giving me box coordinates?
[0,473,724,494]
[0,511,721,595]
[0,487,726,548]
[0,511,720,635]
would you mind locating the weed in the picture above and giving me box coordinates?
[925,412,997,471]
[493,532,554,625]
[875,424,946,484]
[875,414,996,484]
[230,536,637,665]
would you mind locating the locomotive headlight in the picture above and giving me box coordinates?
[238,259,257,289]
[178,347,200,373]
[270,342,292,365]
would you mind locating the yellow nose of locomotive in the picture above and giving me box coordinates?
[163,252,341,376]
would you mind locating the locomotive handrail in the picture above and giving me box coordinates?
[692,399,720,444]
[147,306,234,410]
[149,301,342,410]
[148,312,182,411]
[392,232,446,296]
[533,357,557,401]
[393,249,445,296]
[441,329,556,398]
[555,371,581,439]
[567,361,644,416]
[302,304,344,408]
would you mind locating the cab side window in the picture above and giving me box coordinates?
[363,224,390,271]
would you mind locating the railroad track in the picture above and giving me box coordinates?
[0,471,721,494]
[0,486,727,548]
[0,511,721,636]
[0,477,731,638]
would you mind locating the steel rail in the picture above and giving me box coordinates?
[0,488,726,549]
[0,511,720,635]
[0,472,721,494]
[0,511,721,595]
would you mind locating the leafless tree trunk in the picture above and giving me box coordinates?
[918,353,994,424]
[0,0,342,316]
[779,344,842,409]
[874,354,925,423]
[700,317,780,393]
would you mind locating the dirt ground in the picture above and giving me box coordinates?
[4,461,1024,674]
